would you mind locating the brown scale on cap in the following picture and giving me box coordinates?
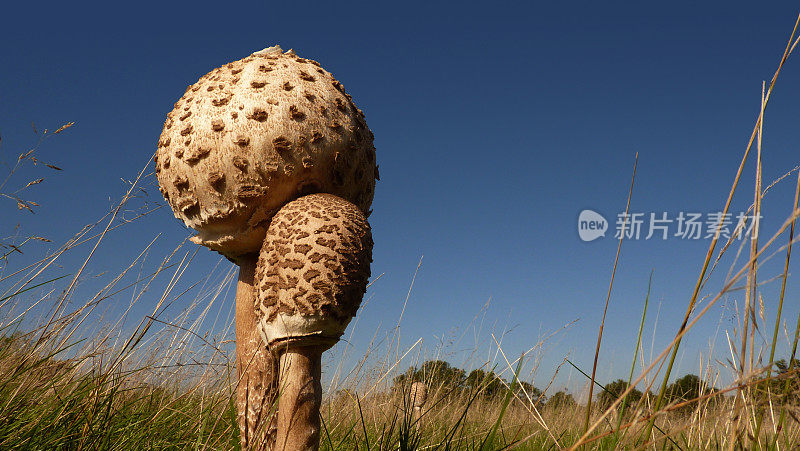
[208,171,225,190]
[155,46,376,260]
[235,135,250,147]
[256,193,372,349]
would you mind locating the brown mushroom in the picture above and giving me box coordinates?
[155,46,377,450]
[155,45,376,259]
[410,381,428,432]
[256,193,372,450]
[410,381,427,410]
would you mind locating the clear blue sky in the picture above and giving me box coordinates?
[2,1,800,397]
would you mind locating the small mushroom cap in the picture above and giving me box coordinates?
[155,46,377,260]
[256,193,372,350]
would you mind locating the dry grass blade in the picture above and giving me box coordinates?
[584,152,638,434]
[23,178,43,188]
[645,13,800,442]
[571,207,800,449]
[729,80,766,447]
[53,122,74,134]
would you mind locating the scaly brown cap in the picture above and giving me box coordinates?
[255,193,372,350]
[155,46,377,260]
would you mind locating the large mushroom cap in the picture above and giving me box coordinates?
[155,46,377,260]
[256,193,372,350]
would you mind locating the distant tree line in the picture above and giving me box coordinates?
[596,374,717,412]
[598,360,800,412]
[391,359,800,412]
[393,360,568,408]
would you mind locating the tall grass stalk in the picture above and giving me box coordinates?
[644,13,800,442]
[574,202,800,448]
[729,80,766,448]
[584,152,638,433]
[614,270,651,440]
[770,168,800,448]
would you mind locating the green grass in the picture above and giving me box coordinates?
[0,334,239,449]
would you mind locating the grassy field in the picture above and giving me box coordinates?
[2,322,800,450]
[3,14,800,451]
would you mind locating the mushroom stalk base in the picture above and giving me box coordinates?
[276,347,323,451]
[236,257,277,450]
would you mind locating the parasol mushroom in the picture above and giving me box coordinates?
[410,381,428,432]
[256,193,372,450]
[155,45,377,449]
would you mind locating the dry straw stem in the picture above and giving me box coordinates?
[387,255,423,374]
[35,152,154,349]
[0,196,162,295]
[739,81,765,379]
[491,333,560,446]
[769,168,800,446]
[729,80,766,447]
[0,122,70,215]
[642,12,800,443]
[576,368,800,449]
[570,44,800,442]
[571,207,800,449]
[0,141,246,448]
[584,152,638,433]
[704,165,800,288]
[614,269,652,443]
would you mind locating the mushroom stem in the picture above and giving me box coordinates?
[413,406,422,433]
[236,256,277,450]
[275,346,323,451]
